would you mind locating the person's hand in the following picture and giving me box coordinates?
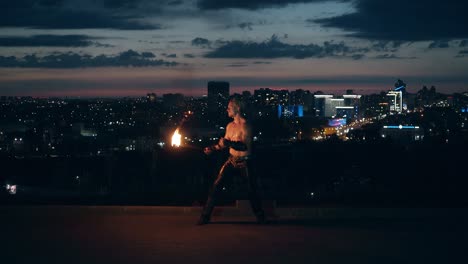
[218,137,226,148]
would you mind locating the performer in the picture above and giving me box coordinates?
[197,97,265,225]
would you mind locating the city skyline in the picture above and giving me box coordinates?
[1,0,468,97]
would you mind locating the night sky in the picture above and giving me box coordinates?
[1,0,467,97]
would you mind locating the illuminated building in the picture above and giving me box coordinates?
[335,106,355,119]
[381,125,424,142]
[343,94,362,118]
[386,90,403,113]
[290,89,313,112]
[313,94,333,117]
[277,105,303,118]
[314,94,361,118]
[254,88,289,106]
[327,98,344,117]
[386,79,407,113]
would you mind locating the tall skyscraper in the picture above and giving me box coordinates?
[314,94,333,117]
[207,81,230,123]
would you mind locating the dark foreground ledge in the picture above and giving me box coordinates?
[1,203,467,220]
[1,205,467,264]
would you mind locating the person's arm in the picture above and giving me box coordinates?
[203,140,224,155]
[223,139,248,151]
[203,126,229,155]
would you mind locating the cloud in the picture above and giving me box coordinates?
[226,63,249,67]
[370,41,405,52]
[191,37,212,47]
[459,40,468,47]
[456,50,468,58]
[214,39,229,45]
[168,0,184,5]
[428,40,450,49]
[94,42,115,48]
[0,35,100,47]
[351,54,365,60]
[313,0,468,41]
[374,54,417,60]
[1,0,161,30]
[238,22,253,31]
[197,0,338,10]
[102,0,139,9]
[141,51,156,58]
[204,35,366,59]
[0,49,178,68]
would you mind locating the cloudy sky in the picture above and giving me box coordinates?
[1,0,467,97]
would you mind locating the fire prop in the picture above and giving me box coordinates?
[171,128,182,147]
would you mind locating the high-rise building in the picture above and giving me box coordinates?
[386,79,407,113]
[314,94,361,118]
[343,94,362,119]
[162,93,184,110]
[314,95,333,117]
[207,81,230,123]
[326,98,344,117]
[386,90,403,113]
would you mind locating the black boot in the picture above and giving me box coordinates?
[256,211,266,225]
[196,214,210,225]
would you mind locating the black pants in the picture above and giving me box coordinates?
[201,156,264,220]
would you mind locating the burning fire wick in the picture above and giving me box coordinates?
[172,128,182,147]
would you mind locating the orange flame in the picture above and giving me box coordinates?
[171,128,181,147]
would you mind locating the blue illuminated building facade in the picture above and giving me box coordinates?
[277,105,303,118]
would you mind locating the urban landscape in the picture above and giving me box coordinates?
[1,80,467,207]
[1,1,468,263]
[2,81,467,264]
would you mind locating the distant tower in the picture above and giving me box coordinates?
[207,81,230,123]
[386,79,406,113]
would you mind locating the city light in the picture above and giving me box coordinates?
[383,125,420,129]
[5,184,17,195]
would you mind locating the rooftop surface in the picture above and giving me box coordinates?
[1,206,467,264]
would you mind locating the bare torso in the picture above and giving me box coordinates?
[224,118,251,157]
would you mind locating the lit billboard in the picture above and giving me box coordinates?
[328,118,346,127]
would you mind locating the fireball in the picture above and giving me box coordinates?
[171,128,181,147]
